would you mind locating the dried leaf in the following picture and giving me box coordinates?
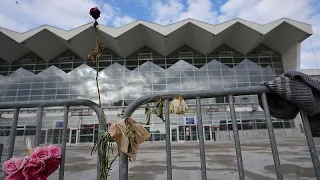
[170,95,188,115]
[145,104,151,125]
[88,43,104,64]
[156,98,165,122]
[125,122,137,162]
[91,131,117,180]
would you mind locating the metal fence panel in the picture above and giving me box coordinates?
[1,87,319,180]
[121,86,320,180]
[0,99,106,180]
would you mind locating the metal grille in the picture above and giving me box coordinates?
[120,86,320,180]
[0,99,106,180]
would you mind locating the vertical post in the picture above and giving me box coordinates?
[261,93,283,180]
[59,106,69,180]
[35,106,44,147]
[300,111,320,179]
[0,143,3,163]
[119,152,129,180]
[7,108,20,160]
[97,109,107,180]
[119,109,128,180]
[228,95,245,180]
[165,99,172,180]
[196,97,208,180]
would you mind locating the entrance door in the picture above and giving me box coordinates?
[46,129,70,144]
[204,126,211,141]
[171,127,177,142]
[70,130,77,144]
[184,126,197,141]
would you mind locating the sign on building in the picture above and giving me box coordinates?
[185,117,196,125]
[55,121,63,128]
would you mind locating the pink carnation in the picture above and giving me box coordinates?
[47,145,61,159]
[22,158,45,180]
[2,157,28,180]
[30,147,51,161]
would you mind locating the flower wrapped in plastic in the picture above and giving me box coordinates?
[169,95,188,115]
[2,138,61,180]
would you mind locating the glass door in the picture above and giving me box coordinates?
[70,130,77,144]
[171,127,177,142]
[204,126,211,141]
[80,124,94,143]
[190,126,197,141]
[185,126,191,141]
[52,129,70,144]
[178,126,185,141]
[40,130,46,144]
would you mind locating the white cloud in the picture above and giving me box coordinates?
[0,0,135,32]
[151,0,217,25]
[112,15,136,27]
[150,0,320,69]
[218,0,311,23]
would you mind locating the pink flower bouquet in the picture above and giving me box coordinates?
[2,145,62,180]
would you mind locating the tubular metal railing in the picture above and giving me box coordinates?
[0,99,106,180]
[121,86,320,180]
[1,87,319,180]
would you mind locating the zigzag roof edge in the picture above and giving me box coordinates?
[0,18,312,42]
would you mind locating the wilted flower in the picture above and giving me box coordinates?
[156,98,165,122]
[169,95,188,115]
[145,104,151,125]
[88,43,104,64]
[89,7,101,20]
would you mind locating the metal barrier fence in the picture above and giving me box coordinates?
[121,86,320,180]
[0,99,106,180]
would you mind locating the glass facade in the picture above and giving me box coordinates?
[0,44,297,143]
[0,45,283,105]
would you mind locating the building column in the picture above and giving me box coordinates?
[281,42,301,71]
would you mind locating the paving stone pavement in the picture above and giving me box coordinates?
[1,138,320,180]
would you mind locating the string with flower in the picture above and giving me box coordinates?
[87,7,190,180]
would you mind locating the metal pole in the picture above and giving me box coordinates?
[59,106,69,180]
[120,108,129,180]
[165,99,172,180]
[35,106,44,147]
[196,97,208,180]
[0,143,3,163]
[119,151,129,180]
[300,111,320,179]
[228,95,245,180]
[97,109,107,180]
[7,108,20,160]
[261,93,283,180]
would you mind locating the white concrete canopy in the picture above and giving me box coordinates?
[0,18,312,63]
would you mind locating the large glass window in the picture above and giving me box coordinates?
[0,45,283,106]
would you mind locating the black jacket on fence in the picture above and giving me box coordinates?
[258,70,320,120]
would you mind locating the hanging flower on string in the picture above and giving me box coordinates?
[88,6,104,107]
[169,95,188,115]
[89,7,101,27]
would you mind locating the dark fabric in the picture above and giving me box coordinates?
[258,71,320,119]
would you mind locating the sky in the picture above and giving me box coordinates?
[0,0,319,69]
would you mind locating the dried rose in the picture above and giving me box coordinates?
[89,7,101,20]
[169,95,188,115]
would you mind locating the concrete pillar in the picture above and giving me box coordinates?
[281,42,301,71]
[294,113,303,132]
